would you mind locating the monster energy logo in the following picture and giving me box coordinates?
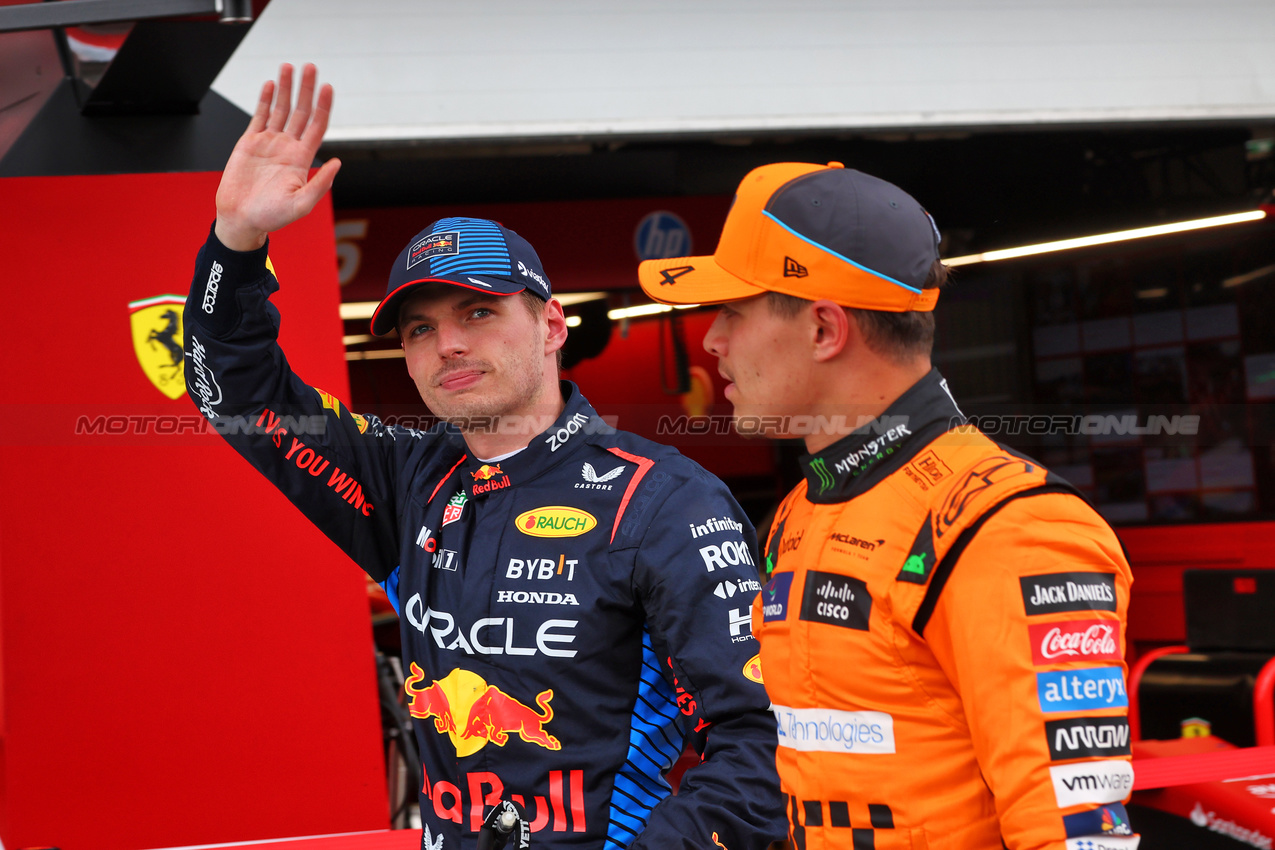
[809,458,836,494]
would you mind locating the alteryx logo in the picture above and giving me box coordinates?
[1037,667,1128,713]
[809,458,835,494]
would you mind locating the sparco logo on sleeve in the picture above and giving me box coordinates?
[799,571,871,631]
[202,261,223,313]
[1049,760,1134,807]
[1046,717,1131,760]
[1020,572,1117,615]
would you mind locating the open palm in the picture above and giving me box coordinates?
[215,63,340,251]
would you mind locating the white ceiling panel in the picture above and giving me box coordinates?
[213,0,1275,143]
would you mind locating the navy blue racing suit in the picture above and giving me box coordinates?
[184,227,785,849]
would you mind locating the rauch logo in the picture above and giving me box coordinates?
[515,507,597,538]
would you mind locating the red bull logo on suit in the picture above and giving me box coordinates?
[405,663,560,756]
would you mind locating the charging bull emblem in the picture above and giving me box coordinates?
[128,295,187,399]
[405,663,561,756]
[473,464,503,481]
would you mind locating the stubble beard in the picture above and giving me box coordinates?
[419,346,546,429]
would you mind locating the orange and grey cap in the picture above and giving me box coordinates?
[638,162,941,312]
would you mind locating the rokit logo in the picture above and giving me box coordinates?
[800,571,871,631]
[699,540,755,572]
[713,577,762,599]
[1049,760,1135,807]
[1021,572,1117,615]
[405,595,577,657]
[506,556,579,581]
[1030,619,1121,665]
[728,608,753,643]
[202,261,222,313]
[1046,717,1131,760]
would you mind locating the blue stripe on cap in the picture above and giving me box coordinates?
[761,209,922,294]
[428,218,511,276]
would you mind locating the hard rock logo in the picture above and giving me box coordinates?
[128,294,187,400]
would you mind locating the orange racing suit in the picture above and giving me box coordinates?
[754,370,1136,849]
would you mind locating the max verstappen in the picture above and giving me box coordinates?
[185,64,785,849]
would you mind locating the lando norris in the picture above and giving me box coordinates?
[184,65,785,849]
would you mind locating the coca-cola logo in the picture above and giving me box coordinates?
[1029,618,1122,665]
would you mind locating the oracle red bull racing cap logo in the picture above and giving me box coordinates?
[405,663,560,756]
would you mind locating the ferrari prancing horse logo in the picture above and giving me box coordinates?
[129,294,187,400]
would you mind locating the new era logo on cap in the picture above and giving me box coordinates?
[783,256,809,278]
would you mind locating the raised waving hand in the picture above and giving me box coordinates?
[214,63,341,251]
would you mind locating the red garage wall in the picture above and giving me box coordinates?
[0,173,386,850]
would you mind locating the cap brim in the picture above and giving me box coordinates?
[637,255,768,305]
[370,277,525,336]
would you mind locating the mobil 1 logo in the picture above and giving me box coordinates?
[1020,572,1117,616]
[800,570,871,631]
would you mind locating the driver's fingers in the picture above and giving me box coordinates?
[286,63,318,138]
[300,83,334,152]
[266,63,294,132]
[247,80,273,134]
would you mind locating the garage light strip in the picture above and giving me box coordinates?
[944,209,1268,267]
